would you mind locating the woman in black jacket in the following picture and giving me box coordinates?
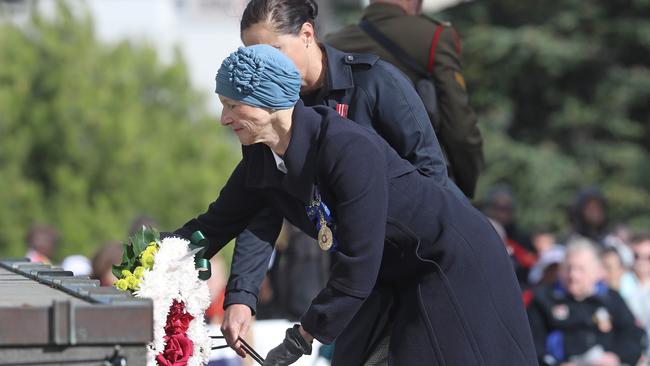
[224,0,463,351]
[175,44,536,366]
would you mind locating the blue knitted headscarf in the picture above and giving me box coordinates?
[215,44,301,109]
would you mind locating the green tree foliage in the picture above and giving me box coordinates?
[0,3,240,260]
[441,0,650,231]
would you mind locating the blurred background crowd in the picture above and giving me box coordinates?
[1,0,649,365]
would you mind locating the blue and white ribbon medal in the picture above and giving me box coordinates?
[306,186,338,252]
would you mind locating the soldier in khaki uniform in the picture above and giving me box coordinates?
[326,0,484,198]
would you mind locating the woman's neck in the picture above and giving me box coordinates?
[265,109,294,156]
[302,44,326,93]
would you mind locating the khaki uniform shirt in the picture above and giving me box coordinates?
[326,3,484,197]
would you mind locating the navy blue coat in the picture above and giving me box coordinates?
[301,43,447,181]
[175,102,537,365]
[224,44,463,313]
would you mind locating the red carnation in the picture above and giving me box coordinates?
[156,332,194,366]
[164,300,194,335]
[156,300,195,366]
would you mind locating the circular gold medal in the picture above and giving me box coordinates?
[318,225,333,251]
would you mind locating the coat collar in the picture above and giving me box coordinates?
[242,100,325,204]
[321,43,355,92]
[282,100,326,203]
[242,143,284,191]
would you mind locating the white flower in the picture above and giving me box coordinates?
[134,236,212,365]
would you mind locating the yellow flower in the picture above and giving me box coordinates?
[127,275,141,290]
[138,243,158,270]
[121,269,133,278]
[134,266,145,278]
[140,244,156,257]
[115,278,129,291]
[142,252,155,269]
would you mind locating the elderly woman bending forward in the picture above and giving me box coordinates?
[172,45,537,366]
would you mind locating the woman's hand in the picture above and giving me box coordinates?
[221,304,253,358]
[263,324,312,365]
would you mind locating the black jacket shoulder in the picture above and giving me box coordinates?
[342,52,380,67]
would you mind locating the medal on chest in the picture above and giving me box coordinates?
[318,221,333,251]
[306,186,338,252]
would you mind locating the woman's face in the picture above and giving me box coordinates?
[219,96,273,145]
[241,21,311,88]
[633,240,650,280]
[602,252,624,288]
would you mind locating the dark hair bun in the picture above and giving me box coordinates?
[241,0,320,35]
[306,0,318,20]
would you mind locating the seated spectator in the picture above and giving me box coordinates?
[25,224,59,264]
[533,228,558,254]
[90,241,123,286]
[627,233,650,362]
[604,223,635,268]
[601,247,636,301]
[567,187,609,246]
[527,239,644,366]
[484,185,536,287]
[484,184,535,251]
[527,229,563,287]
[523,245,565,307]
[528,245,565,287]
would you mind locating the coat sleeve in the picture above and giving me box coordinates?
[366,61,448,182]
[172,161,272,259]
[608,291,644,365]
[300,133,388,344]
[431,27,484,197]
[223,208,282,314]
